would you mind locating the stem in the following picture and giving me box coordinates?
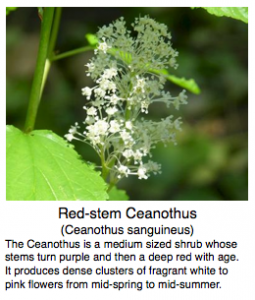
[40,7,62,100]
[102,165,109,181]
[100,147,109,181]
[24,8,55,133]
[48,7,62,58]
[125,106,131,120]
[51,45,94,61]
[107,178,120,193]
[40,58,51,99]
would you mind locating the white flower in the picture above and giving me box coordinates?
[106,106,118,115]
[65,133,74,142]
[81,87,92,99]
[94,120,109,135]
[103,68,118,79]
[86,119,109,144]
[85,63,95,77]
[84,116,96,124]
[123,149,133,159]
[109,120,121,133]
[98,79,116,92]
[85,62,95,71]
[125,121,133,130]
[120,131,133,144]
[105,94,120,105]
[86,106,97,116]
[69,128,77,134]
[145,160,161,174]
[86,125,97,136]
[174,90,188,110]
[66,16,187,182]
[108,81,116,92]
[133,150,143,162]
[64,125,80,142]
[86,132,101,145]
[141,101,149,114]
[99,79,111,90]
[94,88,106,98]
[134,76,146,94]
[137,165,148,179]
[117,164,130,178]
[95,38,111,54]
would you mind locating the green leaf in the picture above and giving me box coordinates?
[167,74,200,94]
[6,126,108,200]
[194,7,248,24]
[151,69,201,94]
[84,34,200,94]
[108,48,133,65]
[6,7,17,15]
[85,33,99,46]
[108,187,129,201]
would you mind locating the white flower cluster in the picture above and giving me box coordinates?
[65,16,188,182]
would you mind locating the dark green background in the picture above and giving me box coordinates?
[6,8,248,200]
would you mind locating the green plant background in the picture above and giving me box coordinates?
[6,7,248,200]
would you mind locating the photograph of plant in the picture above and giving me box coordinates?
[6,7,248,200]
